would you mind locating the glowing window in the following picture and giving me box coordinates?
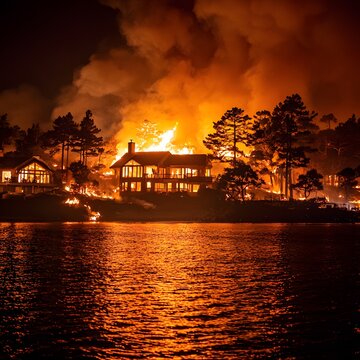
[2,171,11,182]
[18,162,51,184]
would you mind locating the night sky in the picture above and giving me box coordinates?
[1,0,360,146]
[0,0,121,95]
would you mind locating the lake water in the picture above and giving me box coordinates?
[0,222,359,359]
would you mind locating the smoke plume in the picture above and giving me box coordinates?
[52,0,360,152]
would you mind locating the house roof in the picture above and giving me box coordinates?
[0,155,54,172]
[162,154,211,167]
[110,151,211,168]
[110,152,171,168]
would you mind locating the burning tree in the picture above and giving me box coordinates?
[203,107,252,167]
[136,119,160,150]
[291,169,323,199]
[217,161,263,201]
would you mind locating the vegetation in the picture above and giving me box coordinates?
[291,169,323,199]
[0,92,359,206]
[203,107,251,166]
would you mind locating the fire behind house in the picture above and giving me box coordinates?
[110,141,212,194]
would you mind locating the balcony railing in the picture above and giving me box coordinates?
[121,174,213,181]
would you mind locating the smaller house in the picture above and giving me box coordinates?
[110,141,212,194]
[0,154,56,194]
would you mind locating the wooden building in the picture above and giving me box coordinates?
[0,154,56,194]
[110,141,212,194]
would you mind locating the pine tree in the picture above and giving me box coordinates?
[267,94,318,199]
[72,110,103,165]
[43,113,78,180]
[217,160,264,201]
[203,107,252,167]
[291,169,323,199]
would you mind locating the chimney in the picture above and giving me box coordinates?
[128,140,135,154]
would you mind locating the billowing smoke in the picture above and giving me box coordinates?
[52,0,360,153]
[0,85,52,129]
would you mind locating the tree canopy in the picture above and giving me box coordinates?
[203,107,251,167]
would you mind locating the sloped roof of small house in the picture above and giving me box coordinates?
[110,152,171,168]
[0,155,54,172]
[110,151,211,168]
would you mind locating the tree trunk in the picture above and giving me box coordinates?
[233,119,237,168]
[65,143,70,183]
[61,143,65,181]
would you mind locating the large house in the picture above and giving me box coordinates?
[110,141,212,194]
[0,154,56,194]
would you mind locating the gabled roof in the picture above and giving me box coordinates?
[110,152,171,168]
[162,154,211,167]
[0,155,54,172]
[110,151,211,168]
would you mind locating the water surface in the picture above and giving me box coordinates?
[0,223,359,359]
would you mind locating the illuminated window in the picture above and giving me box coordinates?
[2,171,11,182]
[192,184,199,192]
[130,182,141,191]
[146,181,152,191]
[18,162,51,184]
[155,183,166,192]
[122,165,143,178]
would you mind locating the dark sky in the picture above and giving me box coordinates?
[0,0,122,96]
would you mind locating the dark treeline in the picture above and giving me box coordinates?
[1,93,360,202]
[0,110,107,186]
[204,93,360,202]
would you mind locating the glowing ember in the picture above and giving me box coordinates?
[89,211,101,221]
[102,171,114,177]
[65,197,80,206]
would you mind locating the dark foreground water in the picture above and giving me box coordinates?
[0,223,359,359]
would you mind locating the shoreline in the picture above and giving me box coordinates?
[0,193,359,223]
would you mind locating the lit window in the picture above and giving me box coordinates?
[2,171,11,182]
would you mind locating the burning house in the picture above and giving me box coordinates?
[110,141,212,194]
[0,154,56,194]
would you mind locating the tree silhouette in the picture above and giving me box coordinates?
[267,94,318,199]
[248,110,279,189]
[43,113,78,181]
[203,107,251,167]
[337,167,358,202]
[72,110,103,165]
[15,124,44,156]
[320,113,337,130]
[69,161,90,190]
[217,161,263,201]
[291,169,323,199]
[0,114,17,150]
